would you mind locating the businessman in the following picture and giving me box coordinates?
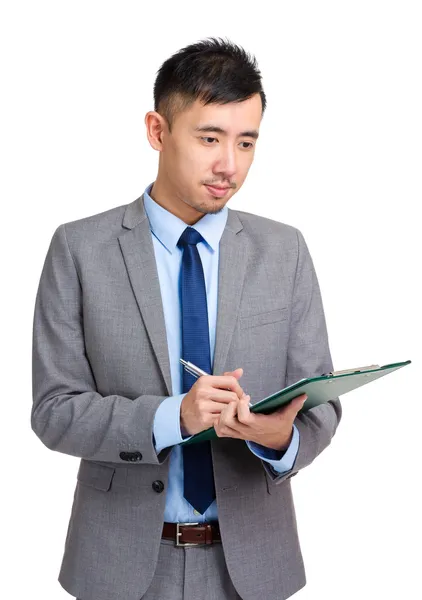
[32,37,342,600]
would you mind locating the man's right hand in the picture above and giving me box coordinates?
[180,368,245,436]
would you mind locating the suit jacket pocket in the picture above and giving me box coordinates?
[239,307,288,330]
[77,460,115,492]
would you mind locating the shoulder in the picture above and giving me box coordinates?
[60,202,129,245]
[230,208,305,247]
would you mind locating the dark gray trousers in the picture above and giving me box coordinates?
[77,537,241,600]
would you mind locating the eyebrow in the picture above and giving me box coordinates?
[194,125,259,140]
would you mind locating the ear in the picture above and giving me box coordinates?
[144,111,167,151]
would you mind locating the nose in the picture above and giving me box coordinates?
[213,147,237,180]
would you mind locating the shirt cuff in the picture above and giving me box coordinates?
[246,424,299,474]
[153,393,193,454]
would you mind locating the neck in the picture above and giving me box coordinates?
[149,177,204,226]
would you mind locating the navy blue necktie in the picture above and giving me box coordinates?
[177,226,216,515]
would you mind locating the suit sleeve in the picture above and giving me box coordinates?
[263,228,343,486]
[31,224,174,465]
[246,424,299,473]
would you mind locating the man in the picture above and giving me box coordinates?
[32,37,342,600]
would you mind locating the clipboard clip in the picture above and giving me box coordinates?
[322,364,380,376]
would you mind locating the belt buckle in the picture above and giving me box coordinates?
[176,522,204,547]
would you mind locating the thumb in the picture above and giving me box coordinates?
[276,393,307,416]
[292,393,307,412]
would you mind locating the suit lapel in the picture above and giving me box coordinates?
[212,212,248,376]
[118,194,248,396]
[118,196,173,396]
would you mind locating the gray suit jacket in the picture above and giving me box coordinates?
[32,194,342,600]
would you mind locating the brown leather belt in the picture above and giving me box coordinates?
[162,521,221,546]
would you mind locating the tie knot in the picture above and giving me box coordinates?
[177,227,204,248]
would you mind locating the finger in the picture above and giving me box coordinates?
[223,368,243,379]
[215,402,243,437]
[222,369,244,395]
[214,421,243,439]
[236,395,252,424]
[208,389,242,406]
[209,375,244,399]
[219,400,238,427]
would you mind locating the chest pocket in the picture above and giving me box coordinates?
[239,307,288,330]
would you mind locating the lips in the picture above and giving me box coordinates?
[205,184,231,198]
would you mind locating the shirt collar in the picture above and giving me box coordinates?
[142,182,228,254]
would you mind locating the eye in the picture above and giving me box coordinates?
[200,137,254,149]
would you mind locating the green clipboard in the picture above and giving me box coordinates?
[180,359,411,446]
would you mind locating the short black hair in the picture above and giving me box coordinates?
[153,37,266,131]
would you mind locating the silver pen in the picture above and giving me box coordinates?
[180,358,252,407]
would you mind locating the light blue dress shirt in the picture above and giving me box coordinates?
[145,182,299,522]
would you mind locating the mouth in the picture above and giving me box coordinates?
[204,184,231,197]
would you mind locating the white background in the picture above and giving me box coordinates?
[1,1,420,599]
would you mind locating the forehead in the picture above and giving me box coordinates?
[178,93,263,132]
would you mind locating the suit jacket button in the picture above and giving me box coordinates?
[119,451,142,462]
[152,480,164,493]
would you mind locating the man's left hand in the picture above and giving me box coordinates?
[212,391,307,451]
